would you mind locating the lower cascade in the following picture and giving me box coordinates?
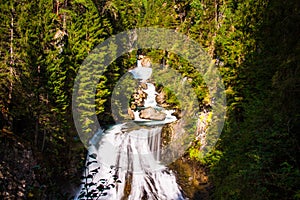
[75,56,186,200]
[76,124,185,200]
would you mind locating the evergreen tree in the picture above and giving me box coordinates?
[210,0,300,199]
[0,0,13,131]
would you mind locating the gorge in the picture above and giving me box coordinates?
[76,56,189,199]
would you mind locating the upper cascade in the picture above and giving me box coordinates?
[128,55,177,125]
[129,55,152,81]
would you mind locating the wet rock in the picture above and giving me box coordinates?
[140,82,148,89]
[127,108,135,120]
[138,90,144,96]
[139,107,166,121]
[129,84,148,110]
[172,109,183,119]
[155,90,166,105]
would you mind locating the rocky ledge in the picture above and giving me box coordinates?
[128,82,181,121]
[139,107,167,121]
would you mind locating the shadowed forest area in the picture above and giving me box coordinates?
[0,0,299,199]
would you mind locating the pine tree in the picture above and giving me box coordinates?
[0,0,12,131]
[0,0,20,131]
[65,0,113,141]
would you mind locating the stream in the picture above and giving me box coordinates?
[75,57,186,200]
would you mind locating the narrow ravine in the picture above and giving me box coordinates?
[75,56,186,200]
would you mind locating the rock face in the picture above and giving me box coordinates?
[139,107,166,121]
[129,84,148,111]
[169,156,211,200]
[155,90,166,105]
[161,123,174,147]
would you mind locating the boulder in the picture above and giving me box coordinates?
[139,107,166,121]
[155,91,166,105]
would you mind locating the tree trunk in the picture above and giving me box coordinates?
[9,8,14,103]
[34,115,39,146]
[42,130,46,152]
[7,5,15,130]
[209,0,220,57]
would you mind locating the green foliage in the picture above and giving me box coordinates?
[209,0,300,199]
[106,0,178,30]
[0,0,299,199]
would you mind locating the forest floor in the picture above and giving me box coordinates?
[0,130,83,199]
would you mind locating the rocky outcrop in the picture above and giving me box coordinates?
[154,86,170,108]
[155,90,166,105]
[195,111,210,150]
[0,132,84,199]
[172,108,183,119]
[139,107,166,121]
[159,117,211,199]
[169,156,211,200]
[129,84,148,111]
[161,123,175,147]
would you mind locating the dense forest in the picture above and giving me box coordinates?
[0,0,299,199]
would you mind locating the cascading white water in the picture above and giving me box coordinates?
[143,83,158,108]
[79,124,185,200]
[75,58,185,200]
[129,59,152,81]
[132,83,177,125]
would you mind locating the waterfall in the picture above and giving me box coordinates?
[75,57,185,200]
[75,123,185,200]
[143,83,158,108]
